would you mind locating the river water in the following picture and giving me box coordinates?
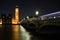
[0,25,20,40]
[0,24,60,40]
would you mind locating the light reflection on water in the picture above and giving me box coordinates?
[0,25,20,40]
[0,25,3,40]
[12,25,20,40]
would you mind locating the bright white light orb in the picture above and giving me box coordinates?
[36,11,39,15]
[27,16,29,19]
[54,16,56,19]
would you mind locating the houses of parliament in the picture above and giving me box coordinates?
[0,5,20,24]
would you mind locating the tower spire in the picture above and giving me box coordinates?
[15,5,19,22]
[16,5,18,8]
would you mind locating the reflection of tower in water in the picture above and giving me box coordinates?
[12,5,20,40]
[12,5,20,24]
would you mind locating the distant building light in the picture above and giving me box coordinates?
[54,16,56,19]
[49,17,53,19]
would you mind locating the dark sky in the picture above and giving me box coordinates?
[0,0,60,19]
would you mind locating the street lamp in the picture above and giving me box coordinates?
[54,16,56,19]
[36,11,39,16]
[27,16,29,19]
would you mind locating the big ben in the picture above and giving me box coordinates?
[15,5,19,23]
[12,5,20,24]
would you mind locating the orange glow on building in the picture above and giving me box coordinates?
[0,19,2,24]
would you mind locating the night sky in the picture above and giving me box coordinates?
[0,0,60,19]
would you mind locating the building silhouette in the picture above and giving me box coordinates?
[0,5,20,24]
[1,13,12,24]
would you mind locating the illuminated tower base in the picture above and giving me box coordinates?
[0,19,2,24]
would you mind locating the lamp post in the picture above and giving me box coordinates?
[36,11,39,16]
[27,16,29,20]
[35,11,39,17]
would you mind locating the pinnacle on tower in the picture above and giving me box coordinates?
[16,5,19,8]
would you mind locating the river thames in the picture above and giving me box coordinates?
[0,25,20,40]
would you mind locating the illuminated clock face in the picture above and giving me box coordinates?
[16,8,19,12]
